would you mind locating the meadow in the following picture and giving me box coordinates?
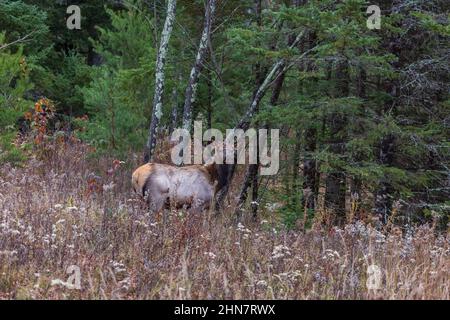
[0,141,448,300]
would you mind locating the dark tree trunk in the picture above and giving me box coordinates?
[236,165,256,211]
[373,74,397,224]
[217,26,311,211]
[251,165,259,218]
[235,64,286,218]
[324,58,349,223]
[235,30,306,133]
[300,28,318,211]
[234,0,263,218]
[303,127,317,210]
[348,65,367,216]
[374,134,396,224]
[292,128,302,194]
[357,65,367,99]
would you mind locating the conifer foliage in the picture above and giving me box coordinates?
[0,0,448,227]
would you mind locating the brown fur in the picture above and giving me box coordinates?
[131,163,155,196]
[132,162,230,213]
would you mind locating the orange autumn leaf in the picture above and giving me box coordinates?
[35,103,43,113]
[24,112,32,121]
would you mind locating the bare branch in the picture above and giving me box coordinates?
[0,31,36,51]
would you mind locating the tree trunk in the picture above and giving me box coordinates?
[217,30,310,212]
[235,28,309,133]
[144,0,177,163]
[206,68,213,129]
[182,0,216,132]
[303,127,317,210]
[251,165,259,218]
[235,163,259,220]
[373,75,397,224]
[347,65,367,217]
[168,86,178,136]
[374,134,395,224]
[235,64,286,217]
[292,128,302,196]
[301,30,318,211]
[324,58,349,223]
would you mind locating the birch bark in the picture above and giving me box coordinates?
[144,0,177,162]
[182,0,216,132]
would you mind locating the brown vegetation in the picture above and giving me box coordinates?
[0,141,448,299]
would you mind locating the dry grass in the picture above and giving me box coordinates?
[0,141,449,300]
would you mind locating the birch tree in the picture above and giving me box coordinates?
[216,31,316,211]
[144,0,177,162]
[182,0,216,131]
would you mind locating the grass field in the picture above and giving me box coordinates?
[0,142,448,299]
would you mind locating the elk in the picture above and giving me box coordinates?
[132,162,230,213]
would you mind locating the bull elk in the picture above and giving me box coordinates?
[132,162,230,213]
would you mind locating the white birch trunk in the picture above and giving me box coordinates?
[145,0,177,162]
[182,0,217,132]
